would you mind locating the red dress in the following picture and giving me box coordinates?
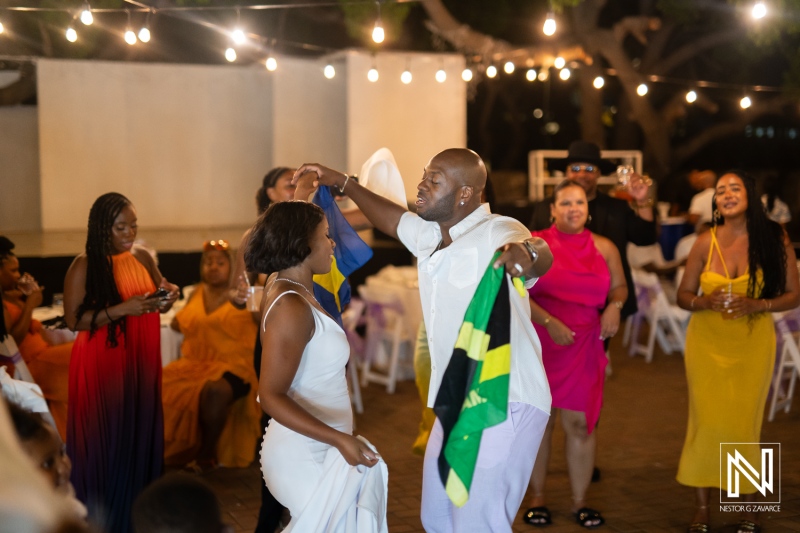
[529,226,610,432]
[67,251,163,533]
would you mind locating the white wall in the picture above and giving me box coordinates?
[37,59,274,230]
[0,107,40,232]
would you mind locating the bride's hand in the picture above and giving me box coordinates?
[335,434,380,467]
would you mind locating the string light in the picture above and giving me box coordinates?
[323,64,335,79]
[593,76,605,89]
[80,3,93,26]
[526,69,537,81]
[543,12,556,36]
[559,68,571,80]
[231,8,246,45]
[124,11,137,45]
[637,83,648,96]
[435,67,446,83]
[504,61,515,74]
[66,26,78,42]
[265,56,277,71]
[401,69,412,84]
[367,67,379,82]
[461,68,473,82]
[740,95,752,108]
[138,11,151,43]
[372,1,384,44]
[554,56,565,69]
[0,20,4,34]
[538,69,548,82]
[225,47,236,62]
[752,1,767,19]
[686,90,697,103]
[486,65,497,78]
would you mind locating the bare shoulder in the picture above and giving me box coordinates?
[66,253,88,274]
[691,230,712,254]
[590,233,615,255]
[131,245,157,267]
[262,291,314,333]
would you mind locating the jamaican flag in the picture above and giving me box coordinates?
[433,252,519,507]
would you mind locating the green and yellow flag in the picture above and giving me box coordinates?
[433,252,519,507]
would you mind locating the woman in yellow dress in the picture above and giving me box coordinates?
[676,171,799,533]
[162,239,259,470]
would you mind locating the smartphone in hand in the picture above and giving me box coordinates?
[146,288,170,300]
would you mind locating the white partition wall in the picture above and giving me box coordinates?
[17,51,465,232]
[0,107,40,231]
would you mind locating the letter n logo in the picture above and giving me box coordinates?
[720,443,781,504]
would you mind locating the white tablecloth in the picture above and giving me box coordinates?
[364,265,423,340]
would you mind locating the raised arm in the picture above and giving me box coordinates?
[259,293,378,467]
[293,164,407,240]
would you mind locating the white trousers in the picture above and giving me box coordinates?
[421,402,549,532]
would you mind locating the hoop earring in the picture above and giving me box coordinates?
[713,209,721,224]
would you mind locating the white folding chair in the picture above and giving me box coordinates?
[626,270,689,362]
[341,299,365,414]
[768,310,800,421]
[357,285,413,394]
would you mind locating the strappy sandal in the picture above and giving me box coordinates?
[574,507,604,529]
[523,506,552,527]
[687,523,709,533]
[737,520,761,533]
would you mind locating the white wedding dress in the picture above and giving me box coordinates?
[260,291,388,533]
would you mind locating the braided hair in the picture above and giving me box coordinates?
[712,170,787,301]
[0,236,15,341]
[77,192,132,347]
[256,167,293,214]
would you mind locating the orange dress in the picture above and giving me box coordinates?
[162,287,259,467]
[3,300,72,440]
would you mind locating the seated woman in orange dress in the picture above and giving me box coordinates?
[162,239,260,471]
[0,236,72,440]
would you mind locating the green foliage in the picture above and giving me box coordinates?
[337,0,411,43]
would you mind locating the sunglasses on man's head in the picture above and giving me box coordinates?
[203,239,230,251]
[568,164,597,173]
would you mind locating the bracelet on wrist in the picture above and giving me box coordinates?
[522,240,539,263]
[105,308,114,322]
[631,198,654,209]
[543,315,552,325]
[339,174,351,194]
[690,296,698,310]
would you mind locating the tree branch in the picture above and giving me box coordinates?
[651,29,741,76]
[612,16,661,45]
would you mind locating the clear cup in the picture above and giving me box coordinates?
[17,273,39,296]
[616,165,634,187]
[247,286,264,312]
[52,293,64,308]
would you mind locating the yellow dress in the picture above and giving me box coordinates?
[162,287,259,467]
[676,229,775,491]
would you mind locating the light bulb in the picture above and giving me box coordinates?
[637,83,648,96]
[554,56,565,69]
[368,68,379,82]
[401,70,412,84]
[486,65,497,78]
[559,68,571,80]
[225,47,237,62]
[543,13,556,36]
[686,90,697,103]
[124,29,137,45]
[593,76,605,89]
[372,23,384,44]
[504,61,515,74]
[138,27,150,43]
[538,70,549,82]
[323,64,336,79]
[526,68,537,81]
[752,2,767,19]
[740,96,752,109]
[435,69,446,83]
[66,27,78,42]
[232,28,246,45]
[266,56,277,71]
[462,68,473,82]
[0,21,4,34]
[80,8,93,26]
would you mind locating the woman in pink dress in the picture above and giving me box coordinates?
[523,180,627,529]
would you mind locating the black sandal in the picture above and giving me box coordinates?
[737,520,761,533]
[523,506,552,527]
[574,507,604,529]
[687,523,709,533]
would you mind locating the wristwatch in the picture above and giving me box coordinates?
[523,240,539,263]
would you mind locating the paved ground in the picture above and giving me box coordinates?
[203,335,800,532]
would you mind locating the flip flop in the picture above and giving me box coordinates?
[574,507,604,529]
[523,506,552,527]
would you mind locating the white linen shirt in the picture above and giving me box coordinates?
[396,204,551,414]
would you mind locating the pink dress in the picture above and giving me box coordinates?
[529,226,610,432]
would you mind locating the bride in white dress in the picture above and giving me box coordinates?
[244,201,387,533]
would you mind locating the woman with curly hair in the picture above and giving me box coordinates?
[676,171,799,533]
[63,192,179,533]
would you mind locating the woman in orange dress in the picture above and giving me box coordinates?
[63,193,179,533]
[0,236,71,440]
[162,239,259,470]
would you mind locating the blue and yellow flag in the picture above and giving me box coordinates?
[433,253,516,507]
[312,186,373,325]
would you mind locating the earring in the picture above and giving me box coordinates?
[587,214,593,224]
[549,216,555,224]
[713,209,721,223]
[460,201,465,206]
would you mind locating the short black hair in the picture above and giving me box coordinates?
[7,401,49,443]
[0,235,15,263]
[551,178,584,201]
[256,167,293,214]
[244,201,325,274]
[132,474,226,533]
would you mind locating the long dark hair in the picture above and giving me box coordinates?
[712,170,787,300]
[77,192,132,347]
